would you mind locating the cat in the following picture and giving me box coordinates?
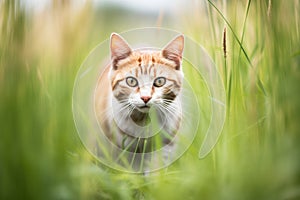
[94,33,184,170]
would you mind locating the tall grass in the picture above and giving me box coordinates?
[1,0,300,199]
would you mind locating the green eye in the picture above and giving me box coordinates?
[126,76,138,87]
[153,77,166,87]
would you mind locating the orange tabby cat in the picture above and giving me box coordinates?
[95,33,184,163]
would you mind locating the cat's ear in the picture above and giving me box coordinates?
[162,34,184,70]
[110,33,132,70]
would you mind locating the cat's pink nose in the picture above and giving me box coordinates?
[141,96,151,104]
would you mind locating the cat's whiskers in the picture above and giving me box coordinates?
[153,103,170,119]
[161,102,181,115]
[162,99,191,116]
[125,104,135,119]
[159,102,182,119]
[163,104,188,123]
[117,102,133,121]
[161,106,179,119]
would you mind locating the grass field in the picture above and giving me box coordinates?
[1,0,300,199]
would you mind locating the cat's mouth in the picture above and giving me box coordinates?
[137,105,151,112]
[140,105,150,108]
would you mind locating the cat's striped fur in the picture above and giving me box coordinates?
[95,33,184,161]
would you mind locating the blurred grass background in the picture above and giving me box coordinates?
[1,0,300,199]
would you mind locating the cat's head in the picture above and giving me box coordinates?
[109,33,184,113]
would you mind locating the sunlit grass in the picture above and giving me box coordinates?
[1,0,300,199]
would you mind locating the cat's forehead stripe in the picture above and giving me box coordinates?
[139,65,143,74]
[148,64,154,75]
[144,64,148,75]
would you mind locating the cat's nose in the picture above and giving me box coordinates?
[141,96,151,104]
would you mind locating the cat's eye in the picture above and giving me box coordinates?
[153,77,166,87]
[126,76,138,87]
